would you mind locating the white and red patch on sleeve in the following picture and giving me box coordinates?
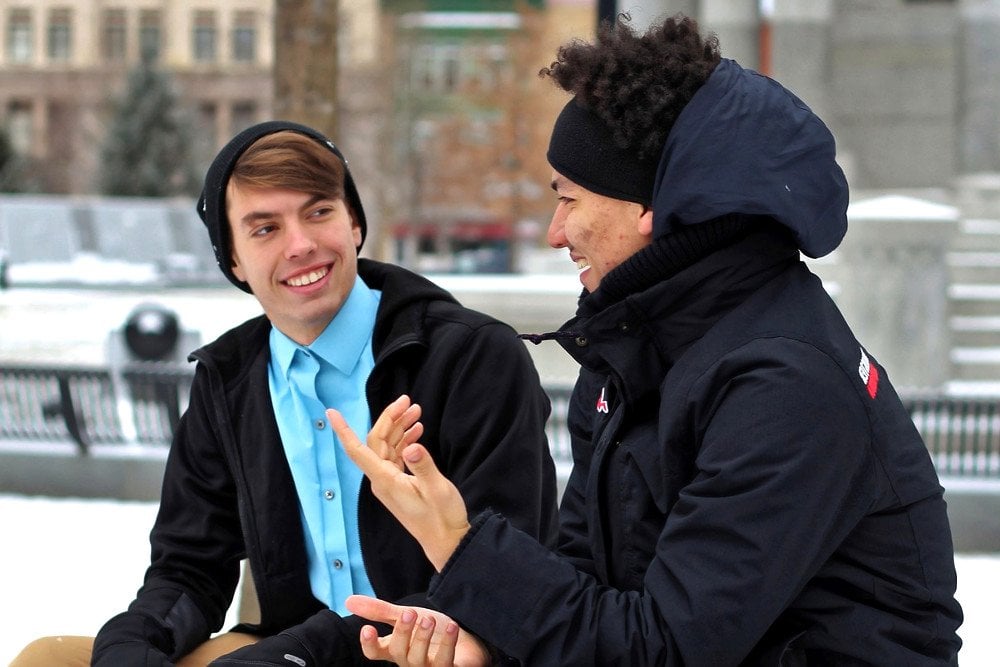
[596,386,609,413]
[858,348,879,399]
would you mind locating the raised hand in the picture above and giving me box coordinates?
[361,393,425,471]
[345,595,488,667]
[329,395,471,571]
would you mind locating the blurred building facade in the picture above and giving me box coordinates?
[373,0,594,272]
[0,0,276,194]
[3,1,995,201]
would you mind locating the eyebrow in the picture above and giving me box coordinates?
[237,194,327,228]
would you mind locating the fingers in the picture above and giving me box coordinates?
[358,624,384,661]
[328,407,389,477]
[434,621,459,666]
[356,611,460,667]
[345,594,400,625]
[330,396,424,473]
[367,395,423,465]
[408,614,436,665]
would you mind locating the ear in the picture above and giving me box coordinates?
[231,253,246,282]
[352,221,363,249]
[638,206,654,237]
[348,206,363,249]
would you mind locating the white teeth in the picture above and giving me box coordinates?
[575,258,589,271]
[287,267,329,287]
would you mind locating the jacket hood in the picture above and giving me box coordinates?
[652,59,849,258]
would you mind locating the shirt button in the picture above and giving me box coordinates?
[323,489,335,500]
[314,419,326,430]
[332,559,343,570]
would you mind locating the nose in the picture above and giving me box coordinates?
[547,208,567,249]
[284,221,317,259]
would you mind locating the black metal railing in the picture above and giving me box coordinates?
[904,395,1000,478]
[2,364,999,479]
[0,363,192,454]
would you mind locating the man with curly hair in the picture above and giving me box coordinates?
[338,14,963,666]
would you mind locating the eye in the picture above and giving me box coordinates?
[309,205,335,219]
[250,223,276,237]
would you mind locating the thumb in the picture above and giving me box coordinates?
[400,443,444,480]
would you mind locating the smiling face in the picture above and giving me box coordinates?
[228,184,361,345]
[547,171,654,292]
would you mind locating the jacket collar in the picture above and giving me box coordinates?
[559,228,799,404]
[191,259,458,385]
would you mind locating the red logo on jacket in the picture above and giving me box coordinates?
[858,348,879,399]
[596,387,609,413]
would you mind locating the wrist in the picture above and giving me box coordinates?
[429,522,470,571]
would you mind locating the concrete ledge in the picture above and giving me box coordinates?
[2,449,996,553]
[0,444,167,501]
[943,477,1000,552]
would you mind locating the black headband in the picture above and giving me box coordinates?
[546,99,658,206]
[196,120,367,293]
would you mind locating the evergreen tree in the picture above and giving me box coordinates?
[0,125,25,192]
[100,54,199,197]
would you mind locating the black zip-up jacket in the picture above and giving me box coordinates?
[92,259,559,664]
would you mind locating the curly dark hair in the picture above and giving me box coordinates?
[540,13,721,160]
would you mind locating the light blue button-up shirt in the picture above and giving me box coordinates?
[267,277,381,613]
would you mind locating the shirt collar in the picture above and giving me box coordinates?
[270,276,380,376]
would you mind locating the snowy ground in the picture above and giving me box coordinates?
[0,494,996,665]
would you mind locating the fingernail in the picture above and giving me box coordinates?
[401,609,416,624]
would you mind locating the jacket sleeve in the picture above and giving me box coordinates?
[427,340,879,666]
[433,319,560,547]
[93,365,243,663]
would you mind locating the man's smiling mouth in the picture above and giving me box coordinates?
[286,266,329,287]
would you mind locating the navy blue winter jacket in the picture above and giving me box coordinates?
[423,60,962,665]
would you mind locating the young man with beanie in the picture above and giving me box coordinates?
[336,15,964,666]
[12,121,558,666]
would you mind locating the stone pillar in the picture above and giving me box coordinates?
[837,195,958,391]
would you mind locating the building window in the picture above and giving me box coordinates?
[140,10,161,62]
[410,43,462,93]
[7,8,33,63]
[7,100,33,154]
[102,9,127,62]
[193,10,217,63]
[47,8,72,61]
[231,11,256,63]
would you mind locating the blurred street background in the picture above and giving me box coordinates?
[2,0,1000,664]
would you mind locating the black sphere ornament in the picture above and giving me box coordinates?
[124,304,180,362]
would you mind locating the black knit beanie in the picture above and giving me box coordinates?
[196,120,368,293]
[546,98,659,206]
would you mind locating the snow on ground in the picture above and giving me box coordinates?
[0,495,238,665]
[0,494,996,665]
